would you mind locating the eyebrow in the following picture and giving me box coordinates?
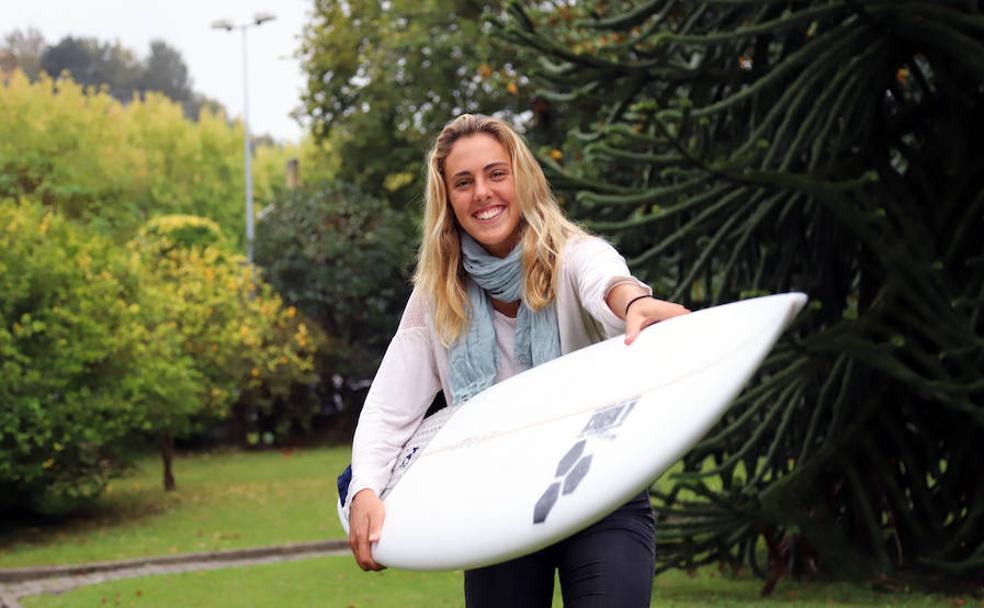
[450,161,509,179]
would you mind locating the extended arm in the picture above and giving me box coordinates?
[566,237,689,343]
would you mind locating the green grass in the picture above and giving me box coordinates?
[0,446,733,569]
[19,554,975,608]
[5,447,980,606]
[0,446,352,567]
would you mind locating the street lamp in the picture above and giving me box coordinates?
[211,12,277,263]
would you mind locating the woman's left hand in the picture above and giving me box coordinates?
[623,296,690,345]
[607,284,690,346]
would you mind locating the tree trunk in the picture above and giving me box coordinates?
[224,402,245,448]
[161,432,176,491]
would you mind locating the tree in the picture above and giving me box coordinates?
[498,0,984,590]
[0,199,183,515]
[0,202,318,507]
[40,36,142,101]
[298,0,528,207]
[137,39,223,120]
[0,71,288,245]
[22,32,222,120]
[254,182,417,432]
[131,215,319,490]
[139,40,191,101]
[1,28,45,80]
[138,40,193,111]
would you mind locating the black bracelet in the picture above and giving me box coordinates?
[625,294,656,316]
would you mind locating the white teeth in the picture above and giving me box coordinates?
[475,207,503,220]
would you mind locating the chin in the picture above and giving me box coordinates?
[476,229,522,255]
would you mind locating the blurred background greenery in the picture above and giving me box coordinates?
[2,0,983,603]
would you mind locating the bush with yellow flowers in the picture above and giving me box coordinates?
[0,199,199,514]
[130,214,322,489]
[0,202,322,512]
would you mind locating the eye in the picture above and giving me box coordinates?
[453,178,472,189]
[489,169,508,180]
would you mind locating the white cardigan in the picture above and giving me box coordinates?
[347,236,651,501]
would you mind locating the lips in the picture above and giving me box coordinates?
[473,205,505,221]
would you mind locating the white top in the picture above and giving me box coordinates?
[492,310,529,383]
[347,236,651,500]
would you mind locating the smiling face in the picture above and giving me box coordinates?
[443,133,523,258]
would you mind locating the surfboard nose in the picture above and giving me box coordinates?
[774,292,808,329]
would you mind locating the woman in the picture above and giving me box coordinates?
[346,114,689,606]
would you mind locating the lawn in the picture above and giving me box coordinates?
[18,554,974,608]
[0,446,722,568]
[0,446,352,567]
[4,446,980,607]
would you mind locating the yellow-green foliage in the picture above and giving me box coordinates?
[0,198,189,514]
[0,202,321,513]
[136,214,228,252]
[0,70,306,244]
[129,215,321,434]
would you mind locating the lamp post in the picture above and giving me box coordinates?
[211,12,276,263]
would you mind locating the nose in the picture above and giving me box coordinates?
[473,176,492,201]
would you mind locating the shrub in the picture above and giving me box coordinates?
[255,182,417,429]
[0,199,183,513]
[130,215,321,471]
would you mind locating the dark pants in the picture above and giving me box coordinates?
[464,492,656,608]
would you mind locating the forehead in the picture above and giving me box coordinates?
[445,133,511,176]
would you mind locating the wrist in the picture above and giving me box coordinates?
[606,282,651,319]
[352,488,378,504]
[625,294,657,316]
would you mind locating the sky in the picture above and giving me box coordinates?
[7,0,311,142]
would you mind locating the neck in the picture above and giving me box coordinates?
[491,298,520,318]
[480,226,523,258]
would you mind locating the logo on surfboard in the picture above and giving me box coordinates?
[533,397,639,524]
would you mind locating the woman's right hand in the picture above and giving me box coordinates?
[348,488,387,571]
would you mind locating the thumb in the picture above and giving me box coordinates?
[625,318,657,345]
[624,318,641,345]
[368,514,383,543]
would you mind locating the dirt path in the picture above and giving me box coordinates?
[0,540,349,608]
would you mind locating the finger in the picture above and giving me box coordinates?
[356,515,386,571]
[369,505,383,539]
[348,514,360,554]
[360,541,384,571]
[626,318,658,345]
[349,514,376,570]
[356,531,374,570]
[366,512,385,569]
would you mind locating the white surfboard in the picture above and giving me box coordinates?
[339,293,807,571]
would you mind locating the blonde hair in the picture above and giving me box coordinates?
[414,114,586,346]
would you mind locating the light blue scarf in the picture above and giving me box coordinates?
[449,234,562,404]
